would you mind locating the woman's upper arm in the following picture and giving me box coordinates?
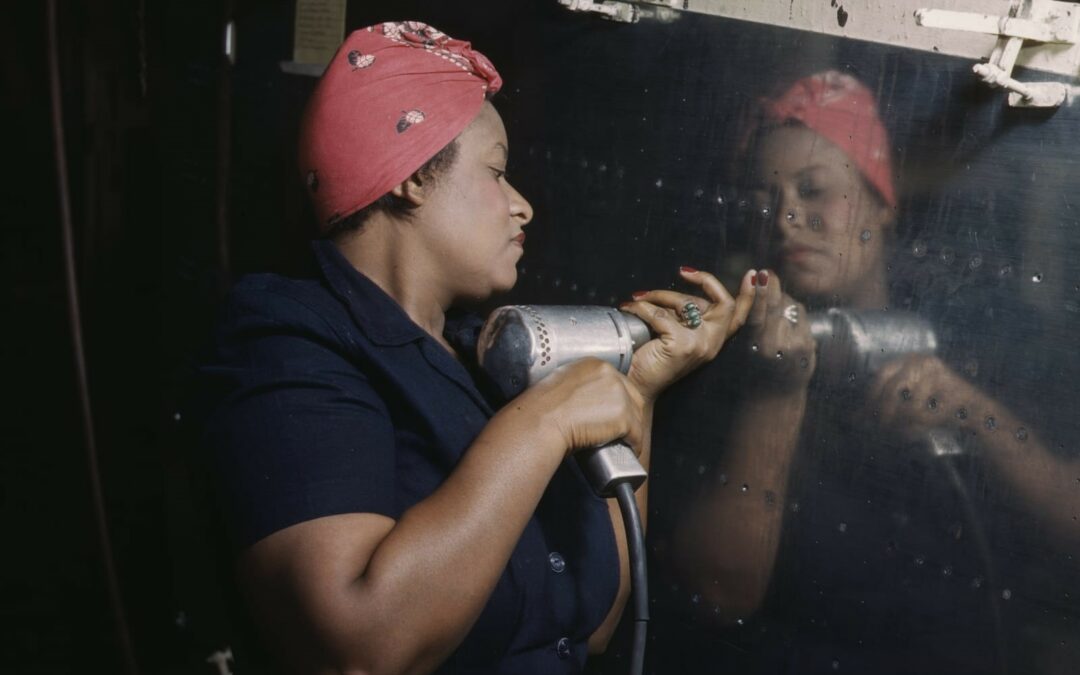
[238,512,398,672]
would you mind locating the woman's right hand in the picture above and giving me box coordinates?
[742,270,816,391]
[511,358,647,457]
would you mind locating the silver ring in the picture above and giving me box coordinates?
[680,302,703,329]
[783,304,799,325]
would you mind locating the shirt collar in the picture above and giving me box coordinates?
[312,239,428,346]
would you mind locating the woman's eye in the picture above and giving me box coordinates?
[798,181,822,199]
[491,168,507,180]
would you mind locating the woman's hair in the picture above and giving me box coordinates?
[323,138,459,240]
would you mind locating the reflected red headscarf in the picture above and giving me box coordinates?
[742,70,896,208]
[298,21,503,229]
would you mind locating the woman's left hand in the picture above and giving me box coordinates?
[619,268,756,402]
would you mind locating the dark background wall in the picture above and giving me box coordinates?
[6,0,1079,673]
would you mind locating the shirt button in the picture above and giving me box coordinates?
[555,637,571,659]
[548,551,566,573]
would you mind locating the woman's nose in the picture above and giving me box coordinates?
[775,192,804,233]
[508,182,534,226]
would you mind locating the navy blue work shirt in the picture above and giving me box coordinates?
[201,240,619,673]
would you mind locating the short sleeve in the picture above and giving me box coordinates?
[201,285,398,548]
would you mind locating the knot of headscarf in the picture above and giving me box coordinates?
[744,70,896,208]
[298,21,503,229]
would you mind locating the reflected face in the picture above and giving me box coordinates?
[748,125,893,306]
[418,102,534,301]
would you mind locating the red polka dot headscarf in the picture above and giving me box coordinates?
[742,70,896,209]
[298,21,503,229]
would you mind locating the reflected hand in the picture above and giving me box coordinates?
[865,354,989,443]
[619,267,756,402]
[741,270,816,391]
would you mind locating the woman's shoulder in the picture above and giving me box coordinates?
[217,272,357,348]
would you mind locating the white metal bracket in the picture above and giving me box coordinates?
[557,0,640,23]
[915,0,1077,107]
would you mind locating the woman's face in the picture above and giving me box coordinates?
[748,125,893,306]
[417,101,534,302]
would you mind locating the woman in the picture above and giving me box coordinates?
[202,22,754,675]
[659,71,1078,673]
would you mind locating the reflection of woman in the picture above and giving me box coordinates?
[660,71,1078,672]
[201,22,754,675]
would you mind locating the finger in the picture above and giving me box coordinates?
[761,269,784,311]
[633,289,707,313]
[725,269,757,335]
[875,360,912,425]
[747,271,769,328]
[678,267,736,307]
[620,299,683,336]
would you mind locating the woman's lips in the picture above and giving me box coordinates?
[780,246,819,264]
[512,233,526,247]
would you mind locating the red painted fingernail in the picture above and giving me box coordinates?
[632,290,648,299]
[756,271,769,287]
[680,266,698,274]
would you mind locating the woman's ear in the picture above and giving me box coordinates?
[389,172,426,207]
[877,200,898,234]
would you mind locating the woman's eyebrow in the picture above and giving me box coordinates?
[796,164,831,177]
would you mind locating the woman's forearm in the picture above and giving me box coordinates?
[670,389,806,622]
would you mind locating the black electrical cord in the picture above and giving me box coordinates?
[614,481,649,675]
[46,2,139,674]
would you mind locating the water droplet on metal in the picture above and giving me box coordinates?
[655,178,663,188]
[901,388,912,401]
[760,206,772,220]
[800,356,810,368]
[943,566,953,576]
[847,372,857,382]
[940,247,955,264]
[786,211,796,222]
[716,195,726,205]
[691,593,700,604]
[985,416,997,431]
[740,483,750,492]
[972,576,984,588]
[1032,272,1043,283]
[912,240,927,257]
[736,618,745,625]
[914,556,925,566]
[790,501,800,512]
[697,464,706,475]
[693,188,704,198]
[860,229,872,242]
[999,264,1012,278]
[810,216,823,230]
[838,522,848,533]
[751,343,760,352]
[956,407,969,420]
[1016,427,1028,441]
[775,350,784,360]
[1002,589,1012,600]
[831,659,840,670]
[927,397,938,410]
[969,254,983,270]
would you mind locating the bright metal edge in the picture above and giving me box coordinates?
[665,0,1079,78]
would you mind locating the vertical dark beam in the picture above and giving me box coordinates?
[45,1,140,674]
[216,0,236,295]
